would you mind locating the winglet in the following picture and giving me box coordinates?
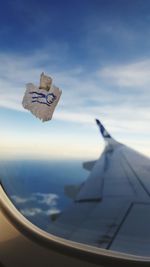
[95,119,112,139]
[95,119,119,146]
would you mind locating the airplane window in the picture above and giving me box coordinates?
[1,0,150,262]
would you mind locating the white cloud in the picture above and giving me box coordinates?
[20,207,61,217]
[20,207,42,217]
[99,59,150,89]
[45,208,61,216]
[12,192,60,217]
[0,52,150,157]
[11,195,36,203]
[12,192,59,206]
[0,51,109,123]
[1,51,149,116]
[20,208,60,217]
[33,193,59,206]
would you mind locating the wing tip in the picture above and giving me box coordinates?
[95,118,112,139]
[95,118,100,125]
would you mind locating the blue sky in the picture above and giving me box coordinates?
[0,0,150,159]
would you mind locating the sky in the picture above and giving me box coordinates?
[0,0,150,159]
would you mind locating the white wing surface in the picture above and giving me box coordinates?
[48,120,150,256]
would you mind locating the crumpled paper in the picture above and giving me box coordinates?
[22,74,62,122]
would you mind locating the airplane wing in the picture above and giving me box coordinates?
[48,120,150,256]
[64,184,83,199]
[83,161,97,171]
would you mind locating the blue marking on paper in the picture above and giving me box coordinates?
[29,91,57,106]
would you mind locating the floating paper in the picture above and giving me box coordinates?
[22,73,62,122]
[39,72,52,91]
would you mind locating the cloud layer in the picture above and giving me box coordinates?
[1,52,150,126]
[11,192,60,217]
[0,51,150,156]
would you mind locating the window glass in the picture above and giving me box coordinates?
[0,0,150,259]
